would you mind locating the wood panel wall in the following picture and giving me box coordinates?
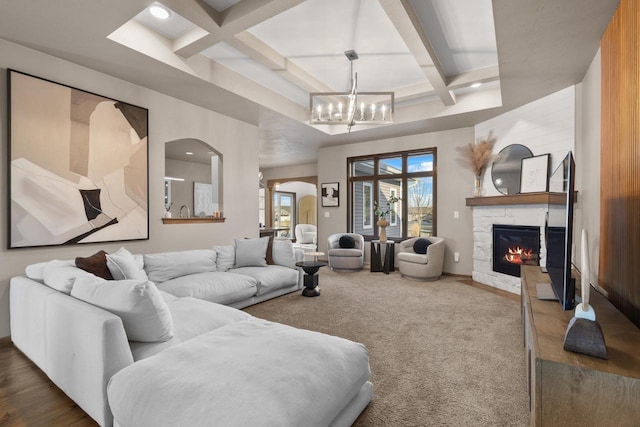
[600,0,640,328]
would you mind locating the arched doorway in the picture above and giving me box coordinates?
[265,176,317,238]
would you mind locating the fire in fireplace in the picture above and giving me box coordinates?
[493,225,540,277]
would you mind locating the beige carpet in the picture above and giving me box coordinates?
[244,268,529,427]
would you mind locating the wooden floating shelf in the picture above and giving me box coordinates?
[162,217,225,224]
[466,191,578,207]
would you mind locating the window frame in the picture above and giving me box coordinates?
[347,148,437,241]
[362,182,373,229]
[389,188,398,226]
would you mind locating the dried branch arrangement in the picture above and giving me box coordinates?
[458,131,497,176]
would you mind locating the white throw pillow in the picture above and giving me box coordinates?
[42,261,94,294]
[144,249,217,283]
[234,237,269,268]
[107,248,148,281]
[71,276,174,342]
[272,239,297,269]
[213,245,235,272]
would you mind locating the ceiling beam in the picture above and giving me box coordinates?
[169,0,304,58]
[229,31,333,92]
[378,0,456,106]
[394,82,435,102]
[447,65,500,90]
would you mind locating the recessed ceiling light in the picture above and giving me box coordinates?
[470,82,482,88]
[150,5,171,20]
[185,151,194,155]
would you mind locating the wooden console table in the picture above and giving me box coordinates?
[521,265,640,426]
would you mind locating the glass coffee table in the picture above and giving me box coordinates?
[295,260,327,297]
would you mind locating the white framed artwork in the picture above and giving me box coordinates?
[520,154,550,193]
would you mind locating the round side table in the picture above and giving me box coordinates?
[295,260,327,297]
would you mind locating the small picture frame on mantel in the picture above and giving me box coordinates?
[520,154,550,193]
[321,182,339,207]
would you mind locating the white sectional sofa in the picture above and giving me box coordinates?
[10,238,373,426]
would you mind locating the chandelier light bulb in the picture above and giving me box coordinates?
[338,102,343,120]
[371,103,376,120]
[317,105,322,121]
[360,102,365,120]
[381,104,387,121]
[328,103,333,121]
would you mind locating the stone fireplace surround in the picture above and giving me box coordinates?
[468,194,552,294]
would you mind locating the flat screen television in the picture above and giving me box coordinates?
[545,152,576,310]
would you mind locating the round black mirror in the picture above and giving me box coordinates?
[491,144,533,195]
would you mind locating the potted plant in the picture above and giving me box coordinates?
[374,195,400,242]
[459,131,497,196]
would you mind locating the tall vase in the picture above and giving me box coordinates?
[380,226,387,243]
[377,218,389,242]
[473,174,483,197]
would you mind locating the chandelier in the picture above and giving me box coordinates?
[309,50,394,132]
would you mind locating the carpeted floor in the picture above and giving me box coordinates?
[244,268,529,427]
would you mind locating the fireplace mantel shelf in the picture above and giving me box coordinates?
[466,191,578,207]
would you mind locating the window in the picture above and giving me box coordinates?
[258,188,265,227]
[389,188,398,226]
[359,182,373,230]
[273,191,295,238]
[348,149,436,240]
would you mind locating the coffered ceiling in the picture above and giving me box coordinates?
[0,0,619,167]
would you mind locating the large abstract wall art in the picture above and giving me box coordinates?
[8,70,149,248]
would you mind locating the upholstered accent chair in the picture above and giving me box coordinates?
[397,237,445,281]
[295,224,317,245]
[327,233,365,271]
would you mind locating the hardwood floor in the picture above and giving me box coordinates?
[0,278,520,426]
[0,338,96,426]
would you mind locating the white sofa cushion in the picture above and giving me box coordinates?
[271,239,297,269]
[157,272,258,305]
[234,237,269,268]
[108,318,371,427]
[129,297,252,360]
[232,265,298,295]
[25,259,71,282]
[144,250,217,283]
[106,248,148,281]
[213,245,235,272]
[42,261,94,294]
[71,276,174,342]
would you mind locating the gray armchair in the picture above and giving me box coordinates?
[327,233,365,271]
[397,237,445,281]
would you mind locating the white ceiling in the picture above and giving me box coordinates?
[0,0,619,168]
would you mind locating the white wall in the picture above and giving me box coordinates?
[475,86,576,196]
[317,128,475,275]
[575,49,601,288]
[0,39,259,338]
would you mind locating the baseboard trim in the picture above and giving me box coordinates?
[457,278,520,302]
[442,272,472,279]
